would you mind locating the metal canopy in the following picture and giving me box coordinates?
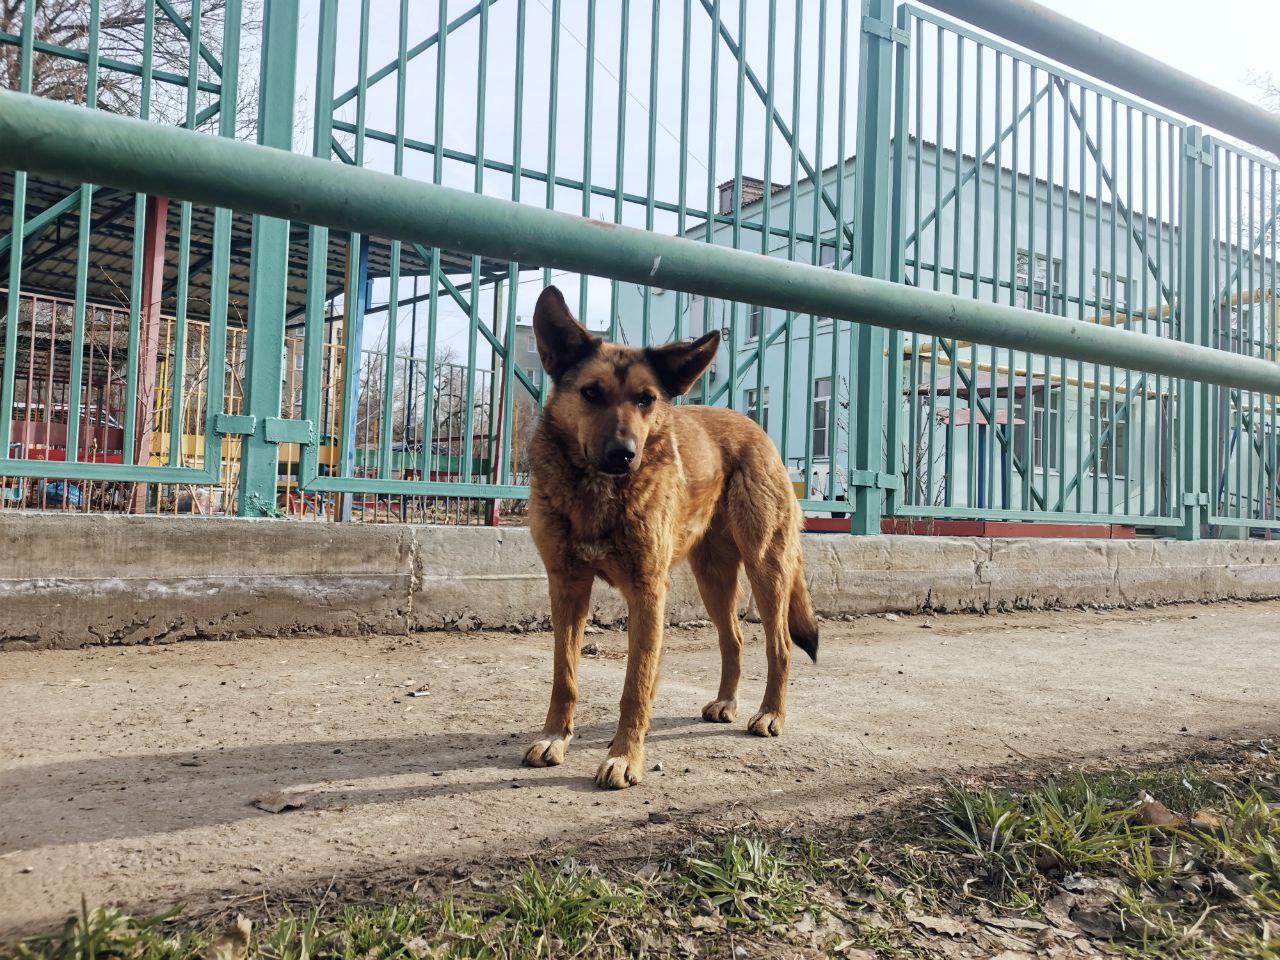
[0,172,510,326]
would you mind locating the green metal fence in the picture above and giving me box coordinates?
[1,0,1278,539]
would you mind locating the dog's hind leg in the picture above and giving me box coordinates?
[689,528,744,724]
[741,536,794,738]
[524,568,593,768]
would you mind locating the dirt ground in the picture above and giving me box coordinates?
[2,600,1279,940]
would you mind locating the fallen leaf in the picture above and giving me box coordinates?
[1042,892,1077,929]
[1135,793,1184,828]
[688,915,721,932]
[909,913,967,937]
[250,792,307,814]
[1072,908,1121,939]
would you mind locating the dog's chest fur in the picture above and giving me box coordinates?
[529,425,686,584]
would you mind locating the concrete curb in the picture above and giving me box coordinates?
[2,514,1278,649]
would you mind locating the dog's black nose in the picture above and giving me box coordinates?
[601,438,636,474]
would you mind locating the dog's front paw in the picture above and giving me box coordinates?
[747,710,785,737]
[594,753,643,789]
[523,735,570,767]
[701,698,738,723]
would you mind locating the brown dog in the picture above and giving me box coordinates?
[522,286,818,789]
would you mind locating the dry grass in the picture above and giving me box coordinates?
[6,741,1278,959]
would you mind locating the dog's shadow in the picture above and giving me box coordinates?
[0,716,731,853]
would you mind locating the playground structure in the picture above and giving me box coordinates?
[0,0,1277,538]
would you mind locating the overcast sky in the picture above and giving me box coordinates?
[291,0,1280,362]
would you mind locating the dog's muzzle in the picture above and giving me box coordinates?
[599,437,637,475]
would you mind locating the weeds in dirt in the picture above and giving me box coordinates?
[680,835,807,927]
[7,901,194,960]
[919,751,1280,958]
[501,859,634,953]
[6,745,1280,960]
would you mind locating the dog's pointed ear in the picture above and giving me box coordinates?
[533,285,599,382]
[645,330,721,398]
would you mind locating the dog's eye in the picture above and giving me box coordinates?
[636,394,656,409]
[580,384,603,404]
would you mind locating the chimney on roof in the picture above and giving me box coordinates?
[717,176,771,215]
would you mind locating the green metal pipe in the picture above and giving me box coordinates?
[4,89,1280,397]
[920,0,1280,157]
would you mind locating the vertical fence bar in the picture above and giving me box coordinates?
[702,0,720,380]
[609,0,628,343]
[64,0,103,464]
[674,0,691,351]
[496,0,526,490]
[203,0,241,488]
[802,2,827,481]
[848,0,895,535]
[883,0,910,519]
[579,0,596,321]
[378,0,411,483]
[782,0,802,470]
[237,0,300,516]
[461,0,491,496]
[1178,127,1214,539]
[832,0,851,516]
[0,1,36,457]
[300,0,338,497]
[641,0,661,348]
[418,0,450,477]
[729,0,748,422]
[759,0,778,454]
[906,15,924,508]
[168,0,202,468]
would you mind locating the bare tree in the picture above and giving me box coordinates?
[1,0,259,135]
[1248,71,1280,116]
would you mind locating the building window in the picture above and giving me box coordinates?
[1015,251,1062,313]
[746,304,763,341]
[744,387,769,431]
[1012,387,1060,471]
[1090,396,1129,479]
[1094,269,1129,315]
[685,295,705,338]
[812,378,831,458]
[527,336,538,355]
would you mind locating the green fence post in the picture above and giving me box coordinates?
[237,0,301,517]
[1177,127,1214,540]
[848,0,900,535]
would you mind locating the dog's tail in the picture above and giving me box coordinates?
[788,570,819,663]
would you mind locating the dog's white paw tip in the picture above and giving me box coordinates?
[701,699,738,723]
[747,711,784,737]
[523,736,569,767]
[594,755,641,789]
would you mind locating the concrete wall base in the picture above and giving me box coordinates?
[2,514,1279,649]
